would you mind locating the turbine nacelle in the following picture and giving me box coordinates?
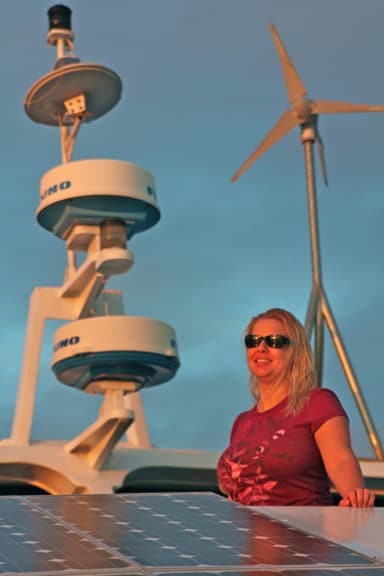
[294,97,316,125]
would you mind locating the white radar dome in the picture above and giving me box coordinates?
[52,316,180,393]
[37,159,160,239]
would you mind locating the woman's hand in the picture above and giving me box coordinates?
[315,417,375,508]
[338,488,375,507]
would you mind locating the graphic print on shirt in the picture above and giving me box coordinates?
[218,426,286,505]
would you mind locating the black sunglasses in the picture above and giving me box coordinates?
[244,334,291,349]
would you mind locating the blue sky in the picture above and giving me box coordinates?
[0,0,383,458]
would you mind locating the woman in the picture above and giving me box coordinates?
[217,308,374,507]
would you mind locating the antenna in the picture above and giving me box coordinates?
[231,23,384,461]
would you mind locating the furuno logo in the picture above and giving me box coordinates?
[40,180,71,200]
[53,336,80,352]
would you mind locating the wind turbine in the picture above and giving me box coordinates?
[232,23,384,461]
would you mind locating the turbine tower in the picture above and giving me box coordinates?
[232,24,384,460]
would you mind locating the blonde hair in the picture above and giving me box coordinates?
[246,308,317,415]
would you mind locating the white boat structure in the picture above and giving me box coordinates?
[0,4,218,495]
[0,5,381,501]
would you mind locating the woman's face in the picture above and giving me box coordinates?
[246,318,290,384]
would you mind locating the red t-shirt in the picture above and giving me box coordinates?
[217,388,348,506]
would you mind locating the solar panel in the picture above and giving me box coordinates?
[25,492,380,570]
[0,492,378,575]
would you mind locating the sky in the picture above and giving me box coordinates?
[0,0,383,460]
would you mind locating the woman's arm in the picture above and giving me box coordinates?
[314,416,375,507]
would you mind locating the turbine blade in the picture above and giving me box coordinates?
[231,109,297,182]
[313,99,384,114]
[269,23,307,104]
[315,130,328,187]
